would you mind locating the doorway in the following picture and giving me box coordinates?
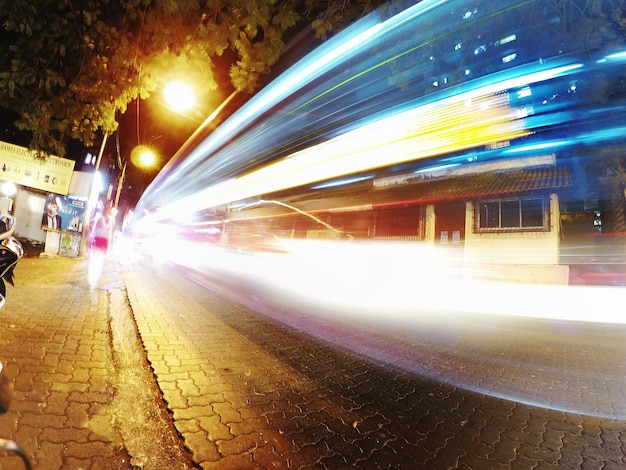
[435,201,466,245]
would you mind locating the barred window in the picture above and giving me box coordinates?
[477,197,546,231]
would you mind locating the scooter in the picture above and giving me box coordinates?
[0,215,31,469]
[0,215,23,309]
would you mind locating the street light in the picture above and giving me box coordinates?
[114,145,157,210]
[130,145,157,168]
[114,83,239,210]
[88,131,109,211]
[163,82,195,112]
[111,80,191,211]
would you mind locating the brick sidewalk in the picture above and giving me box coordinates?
[0,255,192,469]
[0,256,130,469]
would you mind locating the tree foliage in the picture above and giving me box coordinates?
[0,0,386,158]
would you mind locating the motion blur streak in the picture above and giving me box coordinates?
[130,0,626,419]
[122,237,626,419]
[148,91,530,223]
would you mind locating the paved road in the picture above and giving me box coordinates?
[0,250,625,469]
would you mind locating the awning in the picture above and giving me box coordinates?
[231,166,573,218]
[405,165,573,204]
[301,165,573,213]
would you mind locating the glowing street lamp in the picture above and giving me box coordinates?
[130,145,157,168]
[0,181,17,197]
[112,80,192,211]
[114,82,238,210]
[164,81,195,112]
[114,145,158,209]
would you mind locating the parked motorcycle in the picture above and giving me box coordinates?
[0,215,23,309]
[0,215,31,469]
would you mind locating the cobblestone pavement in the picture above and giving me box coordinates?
[0,255,193,469]
[1,252,626,469]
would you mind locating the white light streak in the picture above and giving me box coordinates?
[126,235,626,418]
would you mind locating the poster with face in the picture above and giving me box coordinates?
[41,194,86,232]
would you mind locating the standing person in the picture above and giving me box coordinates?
[91,206,114,253]
[88,205,114,289]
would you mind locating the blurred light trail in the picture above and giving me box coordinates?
[135,1,590,220]
[139,56,585,226]
[129,0,626,420]
[122,236,626,419]
[146,90,532,223]
[311,175,373,190]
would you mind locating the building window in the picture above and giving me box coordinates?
[477,197,546,231]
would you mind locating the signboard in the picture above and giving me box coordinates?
[42,194,86,233]
[0,140,75,195]
[59,232,82,258]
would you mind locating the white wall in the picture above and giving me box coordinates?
[8,171,93,243]
[13,188,46,242]
[463,194,561,265]
[463,194,569,284]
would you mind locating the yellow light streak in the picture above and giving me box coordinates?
[153,91,530,222]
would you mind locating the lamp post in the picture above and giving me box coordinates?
[163,82,239,136]
[109,82,192,212]
[113,162,127,210]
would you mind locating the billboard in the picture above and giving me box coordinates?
[42,194,86,233]
[0,140,75,195]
